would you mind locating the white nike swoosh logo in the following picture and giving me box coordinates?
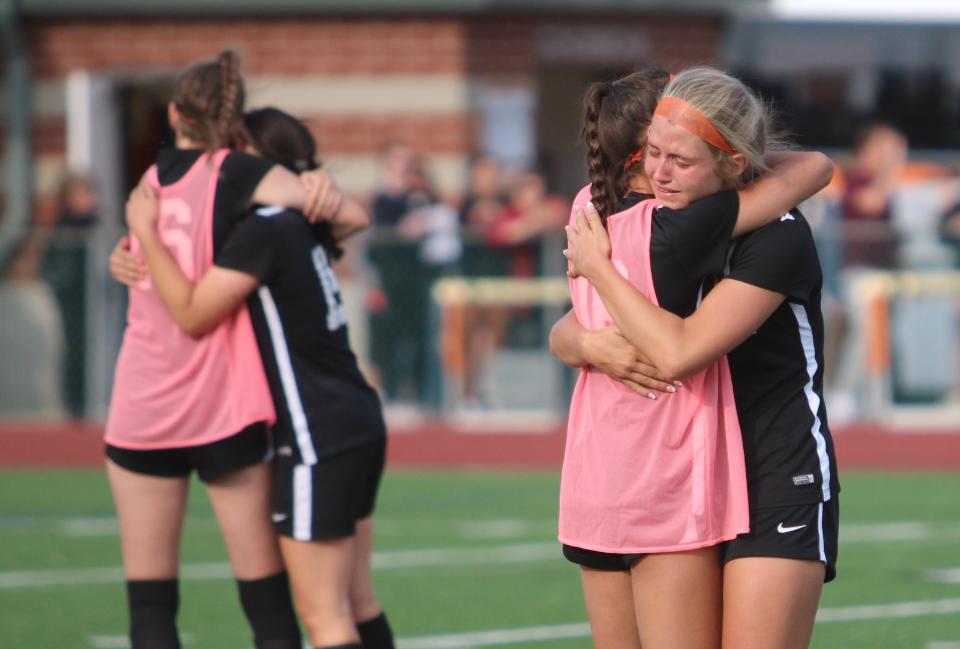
[271,513,289,523]
[777,523,807,533]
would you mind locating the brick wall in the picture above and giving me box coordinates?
[17,16,477,209]
[465,14,722,77]
[27,17,468,77]
[8,12,724,217]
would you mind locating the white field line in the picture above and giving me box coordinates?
[371,543,557,570]
[87,637,128,649]
[1,515,954,542]
[6,519,960,589]
[839,521,960,543]
[394,599,960,649]
[86,599,960,649]
[925,568,960,584]
[88,632,195,648]
[0,542,560,590]
[0,516,950,541]
[457,519,533,540]
[396,622,591,649]
[815,598,960,622]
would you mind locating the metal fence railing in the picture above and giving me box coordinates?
[2,215,959,427]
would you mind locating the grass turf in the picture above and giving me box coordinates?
[1,469,958,648]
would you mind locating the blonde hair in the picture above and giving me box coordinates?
[661,67,785,188]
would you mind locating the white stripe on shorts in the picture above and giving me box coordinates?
[817,501,826,563]
[293,464,313,541]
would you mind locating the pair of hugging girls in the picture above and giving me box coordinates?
[107,51,393,649]
[551,66,839,649]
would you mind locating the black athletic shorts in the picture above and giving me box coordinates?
[722,497,840,583]
[562,544,646,571]
[272,439,386,541]
[105,421,272,483]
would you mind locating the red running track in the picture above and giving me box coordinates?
[1,420,958,470]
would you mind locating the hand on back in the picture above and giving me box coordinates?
[125,179,161,240]
[299,169,344,223]
[564,202,611,280]
[109,236,146,287]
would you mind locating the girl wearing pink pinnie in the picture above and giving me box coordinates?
[554,67,834,649]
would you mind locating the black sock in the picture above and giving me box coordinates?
[237,571,303,649]
[126,579,181,649]
[357,612,395,649]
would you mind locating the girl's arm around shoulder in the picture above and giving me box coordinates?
[327,195,371,241]
[299,167,371,239]
[732,151,833,237]
[165,266,260,338]
[252,164,308,214]
[589,266,784,380]
[568,202,784,381]
[127,183,262,338]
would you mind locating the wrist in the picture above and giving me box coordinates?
[135,227,161,249]
[578,328,598,366]
[328,193,346,221]
[585,258,616,285]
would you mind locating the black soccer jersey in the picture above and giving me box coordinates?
[618,190,739,316]
[720,210,840,508]
[215,206,386,464]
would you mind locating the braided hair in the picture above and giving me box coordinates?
[172,50,246,151]
[581,67,670,225]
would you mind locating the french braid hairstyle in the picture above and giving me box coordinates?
[172,50,246,151]
[581,67,670,225]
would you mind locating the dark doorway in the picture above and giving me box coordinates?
[536,66,632,198]
[116,78,176,204]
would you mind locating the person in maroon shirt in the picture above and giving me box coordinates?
[840,123,907,267]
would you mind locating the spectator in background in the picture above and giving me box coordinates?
[455,154,507,408]
[840,123,907,268]
[804,168,848,399]
[41,171,100,418]
[459,153,506,230]
[486,170,567,277]
[458,168,567,407]
[371,141,433,227]
[396,152,462,270]
[458,153,509,277]
[367,141,452,406]
[1,227,66,418]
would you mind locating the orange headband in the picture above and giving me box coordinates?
[653,96,735,154]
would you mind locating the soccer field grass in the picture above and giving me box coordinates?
[1,469,958,648]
